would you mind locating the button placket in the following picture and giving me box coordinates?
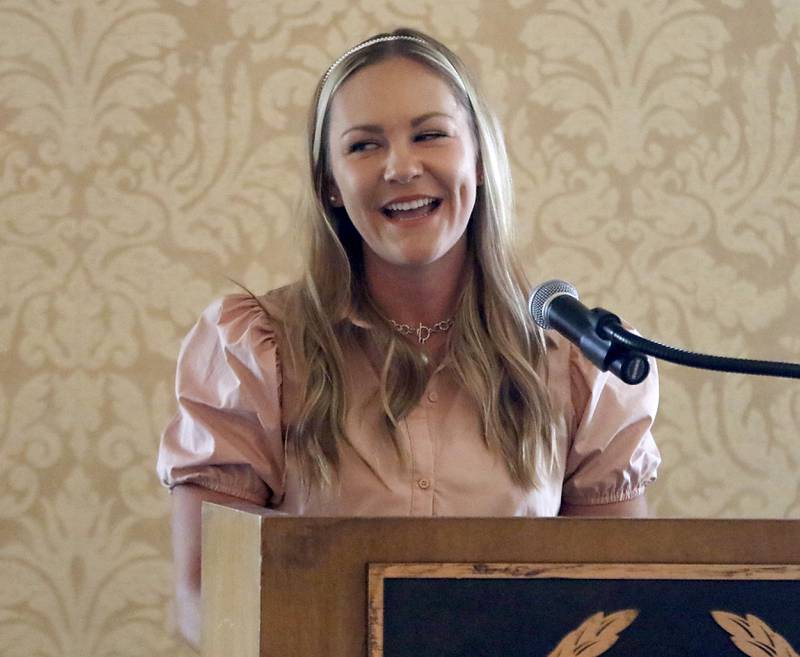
[406,400,435,515]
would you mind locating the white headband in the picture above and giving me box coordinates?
[321,35,428,85]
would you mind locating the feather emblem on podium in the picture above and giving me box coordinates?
[547,610,638,657]
[712,611,798,657]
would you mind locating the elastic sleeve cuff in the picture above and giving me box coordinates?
[164,464,270,506]
[562,481,651,506]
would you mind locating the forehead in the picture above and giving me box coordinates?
[327,56,467,131]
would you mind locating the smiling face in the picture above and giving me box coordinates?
[326,56,481,276]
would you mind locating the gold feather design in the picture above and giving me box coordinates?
[712,611,799,657]
[547,609,639,657]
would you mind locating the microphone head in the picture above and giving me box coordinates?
[529,279,579,329]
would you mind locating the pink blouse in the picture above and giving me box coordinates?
[156,291,660,516]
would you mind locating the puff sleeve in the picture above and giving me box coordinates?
[554,334,661,506]
[156,294,286,506]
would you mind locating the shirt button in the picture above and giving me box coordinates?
[417,478,431,490]
[427,390,438,403]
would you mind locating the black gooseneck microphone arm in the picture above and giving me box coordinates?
[596,317,800,380]
[530,280,800,384]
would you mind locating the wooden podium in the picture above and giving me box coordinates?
[201,504,800,657]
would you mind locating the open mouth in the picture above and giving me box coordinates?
[382,197,442,220]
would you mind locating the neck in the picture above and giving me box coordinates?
[364,243,467,327]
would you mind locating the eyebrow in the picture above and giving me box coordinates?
[339,112,453,138]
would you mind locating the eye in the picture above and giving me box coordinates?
[415,131,447,142]
[348,140,379,153]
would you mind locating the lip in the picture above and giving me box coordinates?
[380,194,441,210]
[381,198,443,225]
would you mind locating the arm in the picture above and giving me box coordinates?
[555,334,660,518]
[162,296,285,649]
[170,483,255,650]
[559,493,649,518]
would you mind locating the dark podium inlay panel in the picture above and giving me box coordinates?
[370,564,800,657]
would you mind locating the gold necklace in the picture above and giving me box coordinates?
[389,318,454,344]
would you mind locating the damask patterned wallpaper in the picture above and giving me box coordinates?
[1,0,798,654]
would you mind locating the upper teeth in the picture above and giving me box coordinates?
[385,197,436,211]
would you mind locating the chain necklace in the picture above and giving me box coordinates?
[389,318,454,344]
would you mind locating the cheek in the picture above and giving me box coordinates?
[454,161,479,202]
[451,146,479,186]
[332,165,371,207]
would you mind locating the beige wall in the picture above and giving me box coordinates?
[1,1,798,654]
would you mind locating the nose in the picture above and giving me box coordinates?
[383,144,422,184]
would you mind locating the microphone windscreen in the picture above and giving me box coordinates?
[529,279,579,329]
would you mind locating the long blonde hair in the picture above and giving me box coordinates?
[284,28,555,490]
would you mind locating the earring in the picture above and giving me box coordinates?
[329,195,337,204]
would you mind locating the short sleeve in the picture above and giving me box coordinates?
[556,335,661,506]
[156,294,286,506]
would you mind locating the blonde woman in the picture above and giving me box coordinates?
[157,28,660,648]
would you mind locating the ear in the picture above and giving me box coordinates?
[476,158,484,186]
[327,180,343,207]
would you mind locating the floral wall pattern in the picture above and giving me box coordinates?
[1,1,798,654]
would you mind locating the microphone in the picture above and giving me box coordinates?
[529,280,650,385]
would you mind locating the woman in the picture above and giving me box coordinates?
[157,28,660,648]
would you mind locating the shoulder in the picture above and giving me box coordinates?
[201,285,296,334]
[542,329,659,419]
[180,285,299,366]
[540,330,579,387]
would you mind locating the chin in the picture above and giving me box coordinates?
[390,251,445,268]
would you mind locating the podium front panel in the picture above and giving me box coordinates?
[201,508,800,657]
